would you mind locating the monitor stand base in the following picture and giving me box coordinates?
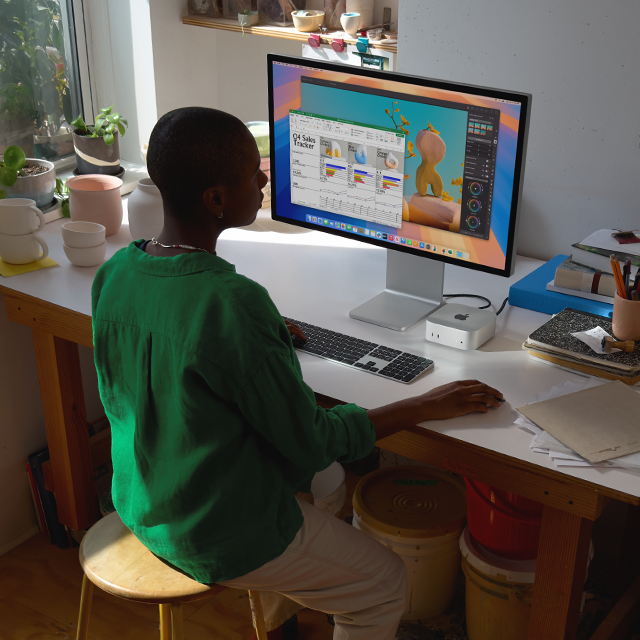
[349,249,445,332]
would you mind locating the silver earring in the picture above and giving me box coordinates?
[218,209,223,219]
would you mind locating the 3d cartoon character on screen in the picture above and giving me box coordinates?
[384,103,461,233]
[404,124,461,232]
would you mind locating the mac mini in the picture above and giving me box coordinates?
[426,303,496,350]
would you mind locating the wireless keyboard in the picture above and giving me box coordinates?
[284,317,434,384]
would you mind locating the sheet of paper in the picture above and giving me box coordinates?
[518,381,640,463]
[570,326,620,354]
[579,229,640,256]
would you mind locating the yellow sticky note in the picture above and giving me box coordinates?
[0,256,59,277]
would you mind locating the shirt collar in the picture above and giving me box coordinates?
[127,240,236,277]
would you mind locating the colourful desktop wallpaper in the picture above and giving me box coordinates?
[272,63,522,270]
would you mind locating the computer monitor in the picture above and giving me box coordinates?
[267,54,531,331]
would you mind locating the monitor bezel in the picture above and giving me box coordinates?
[267,53,531,278]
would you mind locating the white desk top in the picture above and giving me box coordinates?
[3,209,640,500]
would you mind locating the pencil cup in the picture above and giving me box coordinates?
[612,292,640,341]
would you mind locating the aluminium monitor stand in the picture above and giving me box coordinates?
[349,249,444,331]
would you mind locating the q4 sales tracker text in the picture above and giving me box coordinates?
[289,110,406,228]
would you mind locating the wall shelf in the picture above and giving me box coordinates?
[181,15,398,53]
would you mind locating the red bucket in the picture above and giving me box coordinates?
[464,478,543,560]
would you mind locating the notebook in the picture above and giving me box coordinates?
[517,381,640,463]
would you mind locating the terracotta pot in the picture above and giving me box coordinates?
[73,130,121,175]
[127,178,164,241]
[67,175,123,236]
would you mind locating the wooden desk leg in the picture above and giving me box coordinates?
[528,505,594,640]
[32,328,99,531]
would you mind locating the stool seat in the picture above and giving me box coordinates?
[79,511,220,604]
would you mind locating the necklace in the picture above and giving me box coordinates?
[150,238,213,254]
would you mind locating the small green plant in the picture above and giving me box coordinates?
[0,146,27,199]
[71,105,128,146]
[242,8,251,13]
[54,177,70,217]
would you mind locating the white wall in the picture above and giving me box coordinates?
[150,0,400,121]
[398,0,640,262]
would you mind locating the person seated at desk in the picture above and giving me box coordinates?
[91,107,504,640]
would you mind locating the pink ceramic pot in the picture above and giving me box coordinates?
[67,174,123,236]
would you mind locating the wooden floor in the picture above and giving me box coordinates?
[0,532,335,640]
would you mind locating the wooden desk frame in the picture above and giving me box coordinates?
[4,287,639,640]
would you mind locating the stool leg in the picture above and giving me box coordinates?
[248,591,268,640]
[171,603,184,640]
[76,574,94,640]
[159,604,171,640]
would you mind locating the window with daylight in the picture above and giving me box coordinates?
[0,0,84,163]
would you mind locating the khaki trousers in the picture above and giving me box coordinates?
[218,499,407,639]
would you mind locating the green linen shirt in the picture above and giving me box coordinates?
[91,241,376,584]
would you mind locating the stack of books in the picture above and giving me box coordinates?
[523,308,640,385]
[571,229,640,274]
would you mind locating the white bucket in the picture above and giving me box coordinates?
[353,511,462,620]
[312,462,347,517]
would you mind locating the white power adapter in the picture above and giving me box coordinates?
[426,303,496,350]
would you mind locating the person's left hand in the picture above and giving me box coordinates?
[284,319,306,342]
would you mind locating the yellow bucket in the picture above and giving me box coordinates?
[460,528,593,640]
[353,466,466,620]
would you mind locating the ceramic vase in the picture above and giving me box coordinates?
[67,174,123,236]
[340,12,361,36]
[345,0,372,29]
[127,178,164,241]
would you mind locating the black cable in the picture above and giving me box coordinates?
[496,297,509,316]
[443,294,492,309]
[443,294,510,315]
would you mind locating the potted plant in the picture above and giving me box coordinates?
[71,106,128,176]
[238,7,259,28]
[1,145,56,208]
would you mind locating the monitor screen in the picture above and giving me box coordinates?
[267,54,531,278]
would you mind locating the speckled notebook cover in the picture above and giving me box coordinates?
[528,308,640,371]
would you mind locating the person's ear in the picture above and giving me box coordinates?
[202,186,225,219]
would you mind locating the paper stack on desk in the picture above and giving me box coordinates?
[514,379,640,473]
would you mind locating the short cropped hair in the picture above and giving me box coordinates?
[147,107,251,212]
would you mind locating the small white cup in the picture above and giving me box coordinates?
[0,198,45,236]
[62,221,106,248]
[0,231,49,264]
[63,241,107,267]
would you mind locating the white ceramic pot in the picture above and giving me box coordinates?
[127,178,164,241]
[340,11,361,36]
[61,221,106,248]
[345,0,372,29]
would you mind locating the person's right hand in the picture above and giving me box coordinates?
[414,379,503,421]
[367,379,503,441]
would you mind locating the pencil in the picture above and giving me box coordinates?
[624,259,631,296]
[610,254,627,299]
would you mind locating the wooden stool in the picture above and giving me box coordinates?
[76,512,268,640]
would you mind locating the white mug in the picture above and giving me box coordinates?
[0,198,46,236]
[0,231,49,264]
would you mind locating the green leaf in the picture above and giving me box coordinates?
[119,118,128,126]
[62,89,73,125]
[61,200,70,217]
[100,105,113,115]
[106,113,120,124]
[105,123,115,133]
[0,166,18,187]
[4,146,26,171]
[104,132,114,146]
[94,119,104,135]
[71,115,85,129]
[55,177,63,194]
[117,122,125,136]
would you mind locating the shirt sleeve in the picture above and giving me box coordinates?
[235,349,376,473]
